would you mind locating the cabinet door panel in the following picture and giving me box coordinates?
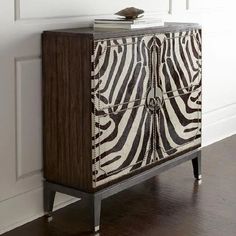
[155,89,201,159]
[92,35,153,111]
[155,29,202,160]
[92,100,154,187]
[159,30,202,94]
[91,30,202,186]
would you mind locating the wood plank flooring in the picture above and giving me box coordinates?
[3,135,236,236]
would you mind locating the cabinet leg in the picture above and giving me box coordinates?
[90,195,102,232]
[44,182,56,222]
[192,154,202,180]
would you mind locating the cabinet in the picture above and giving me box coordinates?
[42,23,202,232]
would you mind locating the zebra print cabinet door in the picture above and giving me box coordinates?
[92,30,202,187]
[155,30,202,160]
[92,100,155,187]
[92,35,153,111]
[92,35,155,187]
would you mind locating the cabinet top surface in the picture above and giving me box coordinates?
[44,22,201,39]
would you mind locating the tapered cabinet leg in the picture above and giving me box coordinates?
[90,195,102,232]
[44,181,56,222]
[192,153,202,180]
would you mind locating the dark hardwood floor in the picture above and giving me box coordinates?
[3,135,236,236]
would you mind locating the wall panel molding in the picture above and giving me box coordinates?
[14,0,20,21]
[15,55,42,181]
[14,12,169,24]
[14,0,113,22]
[14,0,169,22]
[168,0,172,14]
[168,0,189,14]
[186,0,190,10]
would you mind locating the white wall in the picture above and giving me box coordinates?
[0,0,236,234]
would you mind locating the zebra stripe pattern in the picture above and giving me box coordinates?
[91,29,202,187]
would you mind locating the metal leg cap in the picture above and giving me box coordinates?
[45,214,53,223]
[197,174,202,180]
[94,225,100,232]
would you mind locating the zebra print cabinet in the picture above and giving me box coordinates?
[42,23,202,232]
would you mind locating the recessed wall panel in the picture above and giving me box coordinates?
[16,57,42,179]
[17,0,169,20]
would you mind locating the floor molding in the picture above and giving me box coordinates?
[202,103,236,146]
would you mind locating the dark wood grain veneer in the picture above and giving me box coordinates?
[42,33,93,192]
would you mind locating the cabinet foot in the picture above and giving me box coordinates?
[43,181,56,221]
[192,153,202,180]
[90,195,102,233]
[45,213,53,223]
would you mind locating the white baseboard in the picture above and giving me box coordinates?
[0,186,79,235]
[202,103,236,147]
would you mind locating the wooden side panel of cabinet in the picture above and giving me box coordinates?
[42,33,94,192]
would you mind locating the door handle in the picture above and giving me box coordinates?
[146,87,163,111]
